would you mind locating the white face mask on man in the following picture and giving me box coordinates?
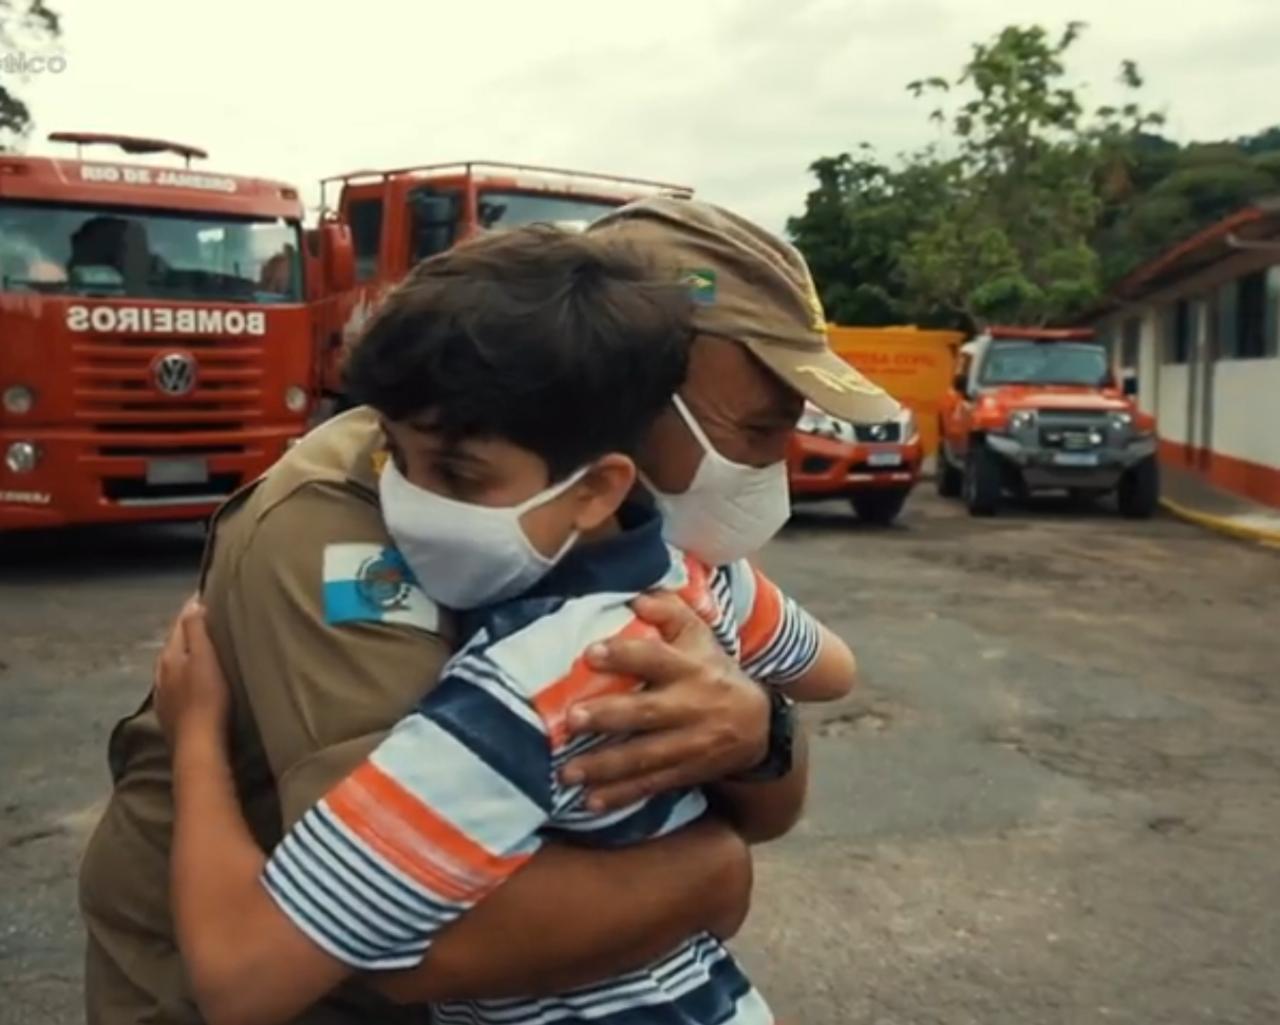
[379,460,587,611]
[644,394,791,566]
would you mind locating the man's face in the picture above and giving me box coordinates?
[637,334,806,494]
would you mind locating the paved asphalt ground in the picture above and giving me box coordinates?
[2,490,1278,1024]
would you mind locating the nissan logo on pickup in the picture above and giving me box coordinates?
[152,352,198,397]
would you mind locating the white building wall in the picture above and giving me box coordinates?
[1137,309,1159,417]
[1156,363,1189,445]
[1210,357,1280,468]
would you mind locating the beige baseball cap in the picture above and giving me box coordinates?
[588,195,900,423]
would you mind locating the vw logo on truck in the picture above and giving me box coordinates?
[151,352,198,397]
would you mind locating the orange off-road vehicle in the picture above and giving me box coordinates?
[937,327,1159,517]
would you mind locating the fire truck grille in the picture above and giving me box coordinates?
[72,336,264,448]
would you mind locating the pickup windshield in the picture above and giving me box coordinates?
[979,340,1110,387]
[0,201,302,302]
[477,190,623,231]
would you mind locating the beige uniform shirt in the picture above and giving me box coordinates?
[79,408,453,1025]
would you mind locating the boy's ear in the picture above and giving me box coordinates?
[573,454,638,531]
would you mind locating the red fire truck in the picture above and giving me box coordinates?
[0,132,314,531]
[310,160,693,406]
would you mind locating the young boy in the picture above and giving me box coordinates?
[156,224,855,1025]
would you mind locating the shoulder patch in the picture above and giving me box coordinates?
[323,543,440,632]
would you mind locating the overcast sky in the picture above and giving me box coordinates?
[13,0,1280,232]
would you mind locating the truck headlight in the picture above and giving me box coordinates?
[285,386,308,413]
[3,385,35,415]
[797,404,839,438]
[897,406,919,443]
[1109,411,1133,430]
[1008,410,1037,431]
[5,441,39,473]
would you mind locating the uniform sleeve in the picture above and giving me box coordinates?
[260,653,554,970]
[722,559,822,686]
[215,482,454,827]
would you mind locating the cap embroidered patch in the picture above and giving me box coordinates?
[682,268,718,305]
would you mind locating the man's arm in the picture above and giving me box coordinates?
[159,609,752,1022]
[170,731,750,1021]
[709,728,808,844]
[376,820,749,1002]
[559,592,808,843]
[179,491,769,999]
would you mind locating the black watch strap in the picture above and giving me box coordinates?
[730,689,795,782]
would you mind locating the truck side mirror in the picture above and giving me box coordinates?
[1122,376,1138,397]
[952,372,968,395]
[321,221,355,293]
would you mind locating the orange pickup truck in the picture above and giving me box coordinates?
[787,401,922,524]
[936,327,1159,518]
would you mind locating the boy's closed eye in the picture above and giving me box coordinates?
[431,458,491,500]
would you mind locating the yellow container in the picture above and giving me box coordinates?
[826,326,964,456]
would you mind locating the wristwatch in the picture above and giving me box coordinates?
[730,689,795,782]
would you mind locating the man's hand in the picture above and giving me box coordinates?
[561,592,769,811]
[153,598,232,750]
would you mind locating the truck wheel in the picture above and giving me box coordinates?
[935,451,963,498]
[1117,456,1160,519]
[851,488,910,526]
[963,444,1002,517]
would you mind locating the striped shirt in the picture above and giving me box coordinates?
[263,504,820,1024]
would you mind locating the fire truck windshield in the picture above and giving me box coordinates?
[0,201,302,303]
[477,190,623,231]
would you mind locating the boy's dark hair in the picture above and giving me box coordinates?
[344,224,694,479]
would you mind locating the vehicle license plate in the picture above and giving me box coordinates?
[146,457,209,486]
[868,451,903,467]
[1053,452,1099,467]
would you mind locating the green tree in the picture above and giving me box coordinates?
[1095,128,1280,280]
[0,1,62,150]
[789,25,1280,323]
[786,148,953,325]
[897,23,1161,326]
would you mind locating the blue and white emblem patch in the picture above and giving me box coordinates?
[323,543,440,631]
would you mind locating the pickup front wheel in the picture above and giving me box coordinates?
[964,444,1003,516]
[1117,456,1160,519]
[936,449,963,498]
[852,488,910,526]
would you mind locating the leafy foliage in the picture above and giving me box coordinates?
[790,21,1280,329]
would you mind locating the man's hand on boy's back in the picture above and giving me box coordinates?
[563,591,770,811]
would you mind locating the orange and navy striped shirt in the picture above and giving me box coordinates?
[262,504,819,1024]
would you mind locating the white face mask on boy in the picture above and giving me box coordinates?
[379,459,587,610]
[644,395,791,566]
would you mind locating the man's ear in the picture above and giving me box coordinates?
[573,454,638,532]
